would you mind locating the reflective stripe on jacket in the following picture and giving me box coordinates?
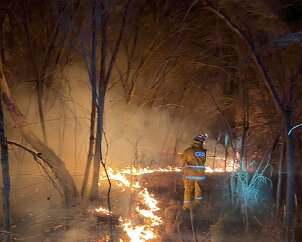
[182,143,206,179]
[185,175,206,180]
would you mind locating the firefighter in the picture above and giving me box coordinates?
[182,133,207,210]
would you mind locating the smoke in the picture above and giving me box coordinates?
[3,62,228,190]
[1,62,227,240]
[2,61,229,182]
[20,63,218,170]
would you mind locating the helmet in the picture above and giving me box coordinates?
[193,133,208,143]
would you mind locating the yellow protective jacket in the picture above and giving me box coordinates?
[182,140,207,180]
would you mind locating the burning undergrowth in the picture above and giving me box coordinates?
[90,160,280,242]
[96,166,180,241]
[4,161,278,242]
[95,165,225,241]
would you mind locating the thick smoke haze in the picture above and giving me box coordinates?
[1,62,226,241]
[7,63,219,172]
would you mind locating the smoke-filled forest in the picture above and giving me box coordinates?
[0,0,302,241]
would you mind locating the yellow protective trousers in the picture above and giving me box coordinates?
[183,178,204,209]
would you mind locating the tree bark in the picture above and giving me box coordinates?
[0,62,79,206]
[89,0,131,201]
[89,0,108,201]
[90,88,105,200]
[285,114,296,242]
[0,96,11,242]
[0,12,11,241]
[239,77,249,168]
[213,138,217,170]
[276,142,285,218]
[224,136,228,172]
[297,137,302,231]
[81,0,97,198]
[81,100,96,197]
[22,0,48,144]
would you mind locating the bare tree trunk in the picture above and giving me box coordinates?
[81,0,97,198]
[276,142,285,218]
[81,101,96,197]
[224,144,228,171]
[213,138,217,170]
[0,12,11,242]
[22,0,48,144]
[239,78,249,168]
[297,137,302,231]
[0,15,5,63]
[89,0,131,201]
[0,62,79,206]
[0,98,11,242]
[90,88,105,200]
[89,0,108,200]
[285,114,296,242]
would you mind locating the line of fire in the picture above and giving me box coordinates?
[0,0,302,242]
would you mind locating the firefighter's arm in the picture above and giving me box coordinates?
[180,152,185,168]
[181,150,190,167]
[203,149,207,164]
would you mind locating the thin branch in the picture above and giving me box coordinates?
[190,82,236,153]
[104,0,131,87]
[7,141,64,197]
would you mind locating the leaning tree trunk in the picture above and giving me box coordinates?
[0,62,79,206]
[0,96,11,242]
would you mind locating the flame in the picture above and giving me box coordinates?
[135,188,162,227]
[120,220,156,241]
[105,167,131,187]
[136,208,161,226]
[139,188,159,212]
[95,206,111,215]
[121,183,162,240]
[120,166,182,175]
[98,167,164,241]
[96,163,228,241]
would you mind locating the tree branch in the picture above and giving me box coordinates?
[202,0,285,117]
[7,141,64,197]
